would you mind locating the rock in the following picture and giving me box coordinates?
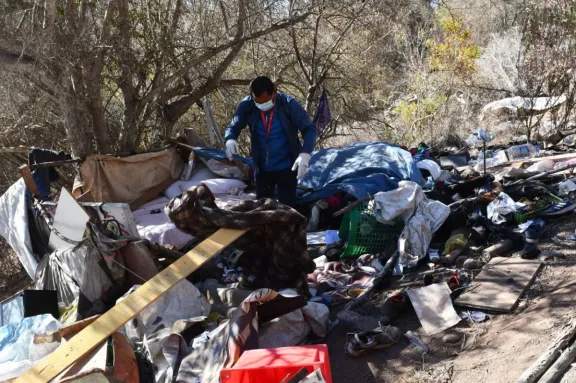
[442,248,464,265]
[463,258,480,270]
[455,256,469,269]
[337,310,380,332]
[443,332,462,344]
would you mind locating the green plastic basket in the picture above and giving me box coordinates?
[514,194,563,224]
[338,201,403,258]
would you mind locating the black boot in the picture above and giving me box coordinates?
[518,220,544,259]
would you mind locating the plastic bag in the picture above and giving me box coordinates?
[487,192,525,224]
[181,152,195,181]
[443,234,467,255]
[527,160,555,173]
[466,129,494,147]
[0,314,62,381]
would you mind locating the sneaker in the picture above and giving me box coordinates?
[404,330,429,355]
[345,325,402,357]
[541,200,576,216]
[378,293,410,325]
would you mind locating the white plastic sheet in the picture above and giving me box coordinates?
[259,289,329,349]
[0,179,37,278]
[416,160,442,180]
[117,280,211,383]
[487,192,525,224]
[374,181,450,273]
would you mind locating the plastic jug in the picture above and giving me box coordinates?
[506,144,538,161]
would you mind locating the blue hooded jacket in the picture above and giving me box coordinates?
[224,92,317,170]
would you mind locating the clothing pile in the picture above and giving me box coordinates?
[166,184,316,295]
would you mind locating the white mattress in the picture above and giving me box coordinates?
[132,197,194,249]
[132,193,256,249]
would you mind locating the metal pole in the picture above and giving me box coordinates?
[483,140,487,176]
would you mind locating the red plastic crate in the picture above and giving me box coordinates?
[220,344,332,383]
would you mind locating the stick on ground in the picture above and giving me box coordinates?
[516,319,576,383]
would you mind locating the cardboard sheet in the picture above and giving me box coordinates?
[407,282,461,335]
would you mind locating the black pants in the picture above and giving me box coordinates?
[256,167,298,207]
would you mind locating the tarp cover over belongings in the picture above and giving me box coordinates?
[72,148,184,209]
[0,179,37,278]
[35,222,128,318]
[0,314,62,381]
[298,142,425,203]
[117,280,211,383]
[175,289,326,383]
[166,184,315,295]
[374,181,450,273]
[192,147,255,180]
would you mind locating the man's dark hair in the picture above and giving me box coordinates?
[250,76,275,97]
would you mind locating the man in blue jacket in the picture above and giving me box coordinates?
[225,76,317,207]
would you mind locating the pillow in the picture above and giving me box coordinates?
[199,179,247,195]
[165,166,220,199]
[164,181,187,199]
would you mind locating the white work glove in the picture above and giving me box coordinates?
[225,139,239,161]
[291,153,311,180]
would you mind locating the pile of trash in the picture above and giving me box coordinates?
[0,135,575,382]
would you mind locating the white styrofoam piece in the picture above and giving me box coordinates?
[48,188,90,251]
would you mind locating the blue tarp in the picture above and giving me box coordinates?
[297,142,424,203]
[192,147,255,168]
[192,143,424,204]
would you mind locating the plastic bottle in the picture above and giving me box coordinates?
[505,144,538,161]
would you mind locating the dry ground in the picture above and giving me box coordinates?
[0,238,32,302]
[327,214,576,383]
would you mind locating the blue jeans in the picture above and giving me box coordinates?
[256,167,298,207]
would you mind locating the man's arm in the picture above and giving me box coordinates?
[225,97,250,141]
[287,98,317,153]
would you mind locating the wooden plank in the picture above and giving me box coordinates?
[504,152,576,169]
[517,319,576,383]
[16,228,246,383]
[454,257,543,313]
[19,164,40,198]
[29,159,81,169]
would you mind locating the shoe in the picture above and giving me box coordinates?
[378,293,409,325]
[540,200,576,216]
[345,325,402,357]
[518,220,544,259]
[404,330,429,355]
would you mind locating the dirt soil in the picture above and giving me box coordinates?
[0,238,33,302]
[327,215,576,383]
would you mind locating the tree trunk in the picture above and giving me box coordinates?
[85,73,113,154]
[119,92,141,153]
[59,74,93,158]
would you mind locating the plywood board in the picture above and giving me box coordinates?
[16,228,246,383]
[48,188,90,251]
[454,257,543,313]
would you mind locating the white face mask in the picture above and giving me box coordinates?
[255,99,274,112]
